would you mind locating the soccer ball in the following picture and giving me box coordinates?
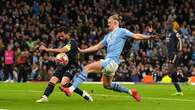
[55,53,69,65]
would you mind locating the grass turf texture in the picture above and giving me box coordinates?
[0,82,195,110]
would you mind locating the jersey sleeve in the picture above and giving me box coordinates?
[100,34,108,47]
[176,32,182,50]
[121,28,134,39]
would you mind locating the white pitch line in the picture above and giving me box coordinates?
[93,94,195,102]
[142,96,195,102]
[0,89,194,102]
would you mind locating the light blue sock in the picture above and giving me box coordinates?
[111,83,129,94]
[72,71,88,88]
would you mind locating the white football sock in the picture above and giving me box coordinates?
[69,86,75,92]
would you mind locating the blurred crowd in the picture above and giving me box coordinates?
[0,0,195,83]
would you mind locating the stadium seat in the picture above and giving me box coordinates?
[191,76,195,83]
[141,75,154,83]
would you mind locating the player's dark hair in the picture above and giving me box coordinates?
[55,27,69,34]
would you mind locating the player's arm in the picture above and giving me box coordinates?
[122,28,158,40]
[78,42,104,53]
[176,33,182,51]
[131,34,155,40]
[39,44,70,53]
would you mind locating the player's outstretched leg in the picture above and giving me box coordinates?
[36,82,55,103]
[60,83,93,101]
[130,89,141,102]
[104,82,141,102]
[59,71,88,96]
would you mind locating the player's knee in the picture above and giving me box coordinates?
[49,81,57,85]
[60,82,67,86]
[83,66,91,73]
[50,77,59,84]
[62,83,71,87]
[48,81,56,86]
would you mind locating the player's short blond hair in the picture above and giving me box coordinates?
[108,14,123,22]
[172,21,180,30]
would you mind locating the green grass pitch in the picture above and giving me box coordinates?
[0,82,195,110]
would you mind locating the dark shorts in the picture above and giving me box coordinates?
[53,64,81,81]
[168,54,180,66]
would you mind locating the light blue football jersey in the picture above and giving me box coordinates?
[100,27,134,64]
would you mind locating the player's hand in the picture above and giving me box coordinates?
[150,35,160,40]
[39,45,47,51]
[78,47,85,53]
[39,42,46,46]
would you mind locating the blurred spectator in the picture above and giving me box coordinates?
[0,37,5,80]
[192,66,195,76]
[16,49,30,83]
[3,44,15,83]
[0,0,194,82]
[30,63,39,80]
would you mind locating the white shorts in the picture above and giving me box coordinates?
[100,58,119,77]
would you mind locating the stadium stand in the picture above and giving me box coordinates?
[0,0,194,83]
